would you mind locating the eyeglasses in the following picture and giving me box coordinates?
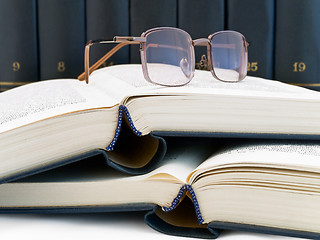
[78,27,249,86]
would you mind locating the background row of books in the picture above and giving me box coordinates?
[1,0,319,92]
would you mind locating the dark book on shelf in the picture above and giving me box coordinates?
[37,0,85,80]
[178,0,224,66]
[86,0,130,67]
[0,0,38,91]
[227,0,275,79]
[274,0,320,90]
[130,0,177,63]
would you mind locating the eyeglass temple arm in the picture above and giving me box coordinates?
[78,37,146,83]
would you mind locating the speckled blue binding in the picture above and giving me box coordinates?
[107,105,142,151]
[162,185,186,212]
[162,185,204,224]
[186,185,204,224]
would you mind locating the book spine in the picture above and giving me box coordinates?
[162,185,204,224]
[86,0,130,67]
[37,0,85,80]
[227,0,275,79]
[130,0,177,63]
[107,105,142,151]
[0,0,38,91]
[274,0,320,90]
[145,204,220,238]
[178,0,224,65]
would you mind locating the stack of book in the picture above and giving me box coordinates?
[1,64,320,239]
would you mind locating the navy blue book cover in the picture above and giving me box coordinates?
[86,0,130,67]
[274,0,320,90]
[227,0,275,79]
[0,0,38,91]
[178,0,224,66]
[130,0,177,63]
[37,0,85,80]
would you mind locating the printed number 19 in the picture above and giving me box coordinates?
[293,62,306,72]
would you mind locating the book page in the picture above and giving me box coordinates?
[89,64,320,137]
[188,141,320,183]
[90,64,320,101]
[0,79,119,133]
[143,138,218,182]
[3,64,320,133]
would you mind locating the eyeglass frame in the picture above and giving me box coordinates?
[78,27,249,86]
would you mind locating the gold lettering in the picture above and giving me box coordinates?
[57,61,66,72]
[13,62,20,72]
[247,62,258,72]
[293,62,306,72]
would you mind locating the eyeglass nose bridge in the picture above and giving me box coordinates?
[193,38,210,46]
[193,38,213,72]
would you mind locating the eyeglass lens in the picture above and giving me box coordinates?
[210,32,246,82]
[143,29,195,86]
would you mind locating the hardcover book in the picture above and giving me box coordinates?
[274,0,320,90]
[86,0,130,66]
[37,0,85,80]
[178,0,224,64]
[0,0,38,91]
[130,0,177,63]
[1,64,320,184]
[1,138,320,239]
[227,0,275,79]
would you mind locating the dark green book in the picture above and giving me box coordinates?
[178,0,224,66]
[86,0,129,67]
[130,0,177,63]
[37,0,85,80]
[0,0,38,91]
[227,0,275,79]
[274,0,320,90]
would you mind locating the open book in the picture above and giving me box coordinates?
[1,138,320,239]
[2,64,320,183]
